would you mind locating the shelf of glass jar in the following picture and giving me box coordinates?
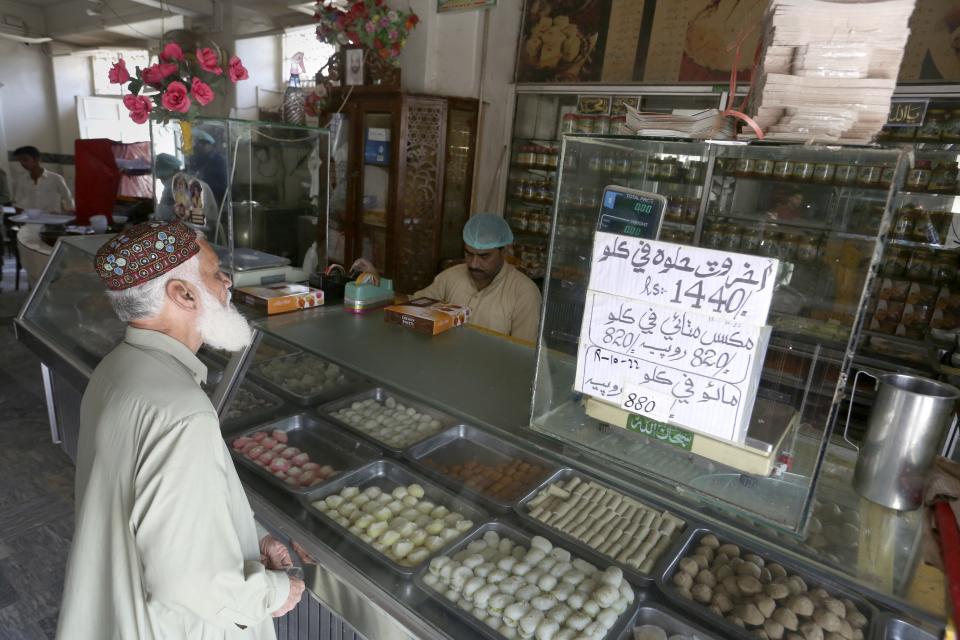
[889,201,960,249]
[713,157,897,193]
[564,153,708,187]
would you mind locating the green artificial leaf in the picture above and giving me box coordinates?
[128,78,143,95]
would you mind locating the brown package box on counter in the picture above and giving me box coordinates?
[234,283,324,315]
[384,298,470,336]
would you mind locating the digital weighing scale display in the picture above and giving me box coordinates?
[596,186,667,240]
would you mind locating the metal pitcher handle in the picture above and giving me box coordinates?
[843,369,878,452]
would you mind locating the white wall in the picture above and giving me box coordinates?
[235,34,283,115]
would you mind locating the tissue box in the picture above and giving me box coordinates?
[234,284,324,315]
[384,298,470,335]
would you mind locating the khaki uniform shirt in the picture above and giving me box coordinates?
[57,327,288,640]
[414,263,542,342]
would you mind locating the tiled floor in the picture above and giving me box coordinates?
[0,257,75,640]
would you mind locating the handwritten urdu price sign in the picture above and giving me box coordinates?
[575,232,778,443]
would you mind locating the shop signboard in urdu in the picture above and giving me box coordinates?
[573,224,778,445]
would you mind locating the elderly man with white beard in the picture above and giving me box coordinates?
[56,221,305,640]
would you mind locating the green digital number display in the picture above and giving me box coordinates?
[596,188,665,239]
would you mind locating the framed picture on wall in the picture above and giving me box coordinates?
[344,46,365,86]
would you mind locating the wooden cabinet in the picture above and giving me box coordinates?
[321,89,478,293]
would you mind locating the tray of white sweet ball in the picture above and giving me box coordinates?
[415,521,639,640]
[316,387,459,456]
[299,459,486,576]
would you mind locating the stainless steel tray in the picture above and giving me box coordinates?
[514,468,686,585]
[658,527,879,640]
[316,387,460,456]
[221,381,286,432]
[413,521,639,640]
[298,459,487,576]
[404,424,560,513]
[616,602,721,640]
[228,414,381,496]
[880,615,939,640]
[249,352,364,406]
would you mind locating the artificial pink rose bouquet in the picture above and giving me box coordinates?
[315,0,418,67]
[107,42,248,123]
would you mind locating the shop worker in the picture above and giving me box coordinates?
[56,221,304,640]
[11,145,74,213]
[189,129,229,207]
[416,213,543,343]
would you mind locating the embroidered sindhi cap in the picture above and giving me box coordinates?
[94,220,200,291]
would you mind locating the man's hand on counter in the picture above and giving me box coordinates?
[260,534,293,570]
[273,576,306,617]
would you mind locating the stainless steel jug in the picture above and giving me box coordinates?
[844,371,960,511]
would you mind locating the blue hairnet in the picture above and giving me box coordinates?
[463,213,513,250]
[154,153,181,175]
[193,130,216,145]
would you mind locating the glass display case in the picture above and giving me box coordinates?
[150,118,330,287]
[530,135,908,537]
[505,89,724,279]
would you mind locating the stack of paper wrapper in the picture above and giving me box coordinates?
[623,106,735,140]
[746,0,915,144]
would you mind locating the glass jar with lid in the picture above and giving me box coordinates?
[547,147,560,169]
[943,109,960,143]
[594,115,610,135]
[741,226,765,254]
[888,125,916,141]
[911,208,939,243]
[720,224,742,251]
[735,157,756,177]
[603,152,618,174]
[797,235,821,262]
[930,161,959,194]
[916,109,947,142]
[782,233,803,261]
[615,153,631,176]
[834,164,858,185]
[515,209,530,231]
[686,160,706,182]
[754,158,775,178]
[658,158,680,181]
[793,161,815,182]
[535,147,551,169]
[517,145,536,167]
[561,113,578,134]
[905,160,932,191]
[879,166,896,188]
[587,154,603,173]
[892,205,916,239]
[813,163,835,184]
[683,199,700,224]
[666,196,684,222]
[773,160,794,181]
[857,165,883,187]
[645,157,661,179]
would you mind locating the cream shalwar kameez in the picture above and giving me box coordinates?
[56,327,288,640]
[414,263,543,342]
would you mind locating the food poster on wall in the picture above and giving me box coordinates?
[642,0,766,83]
[573,231,778,444]
[516,0,615,82]
[900,0,960,81]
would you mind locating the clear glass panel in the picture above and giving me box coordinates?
[150,118,329,282]
[531,135,906,534]
[19,237,126,369]
[326,113,351,266]
[360,112,392,273]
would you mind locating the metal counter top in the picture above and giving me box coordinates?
[255,307,537,435]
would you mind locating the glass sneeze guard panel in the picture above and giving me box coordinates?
[151,118,330,283]
[530,135,907,535]
[19,236,127,370]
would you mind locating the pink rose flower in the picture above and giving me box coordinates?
[141,62,178,86]
[122,94,152,124]
[196,47,222,75]
[364,21,376,33]
[190,77,214,106]
[108,58,130,84]
[160,42,184,62]
[161,81,191,113]
[380,17,390,28]
[388,29,398,40]
[227,56,248,83]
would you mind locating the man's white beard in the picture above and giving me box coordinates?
[195,283,253,352]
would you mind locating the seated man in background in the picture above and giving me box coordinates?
[11,145,74,214]
[414,213,542,343]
